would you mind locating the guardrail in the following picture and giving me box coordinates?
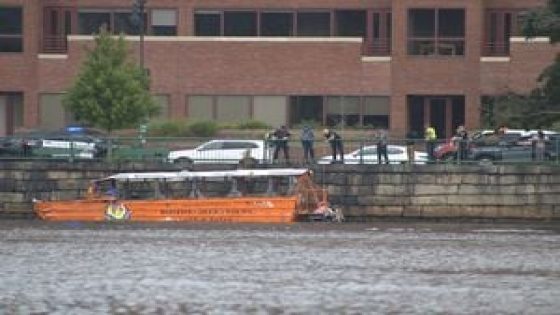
[1,136,560,166]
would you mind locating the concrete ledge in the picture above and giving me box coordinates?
[68,35,363,43]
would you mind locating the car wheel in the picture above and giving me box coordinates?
[175,158,193,168]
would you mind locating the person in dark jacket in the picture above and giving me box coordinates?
[374,128,389,164]
[272,125,290,162]
[323,129,344,163]
[300,125,315,163]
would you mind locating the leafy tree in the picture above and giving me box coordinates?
[482,93,552,130]
[63,29,158,133]
[519,0,560,128]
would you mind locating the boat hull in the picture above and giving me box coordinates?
[34,196,299,223]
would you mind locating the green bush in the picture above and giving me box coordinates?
[148,120,188,137]
[234,120,270,130]
[148,120,218,137]
[187,120,219,137]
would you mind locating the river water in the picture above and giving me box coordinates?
[1,221,559,314]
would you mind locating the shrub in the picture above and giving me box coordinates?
[235,120,270,130]
[187,120,219,137]
[148,120,188,137]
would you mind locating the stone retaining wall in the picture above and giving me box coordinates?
[1,160,560,220]
[316,164,560,221]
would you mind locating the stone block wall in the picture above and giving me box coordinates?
[314,164,560,221]
[2,160,560,220]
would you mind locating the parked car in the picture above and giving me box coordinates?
[168,139,272,166]
[317,145,428,164]
[0,131,106,159]
[434,129,558,161]
[468,142,552,163]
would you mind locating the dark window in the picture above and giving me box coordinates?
[335,10,366,37]
[223,142,258,149]
[409,9,435,37]
[195,12,221,36]
[0,7,23,52]
[78,12,111,34]
[408,9,465,56]
[224,11,257,36]
[152,25,176,35]
[114,12,140,35]
[289,96,323,126]
[260,12,293,36]
[297,12,330,36]
[438,9,464,37]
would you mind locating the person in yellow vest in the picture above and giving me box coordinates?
[424,124,437,161]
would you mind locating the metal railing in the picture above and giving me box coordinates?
[42,35,68,53]
[2,135,560,166]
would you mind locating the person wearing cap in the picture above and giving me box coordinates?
[323,129,344,163]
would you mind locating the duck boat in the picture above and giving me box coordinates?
[33,168,342,223]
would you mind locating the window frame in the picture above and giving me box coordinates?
[407,8,466,57]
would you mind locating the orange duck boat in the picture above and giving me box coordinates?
[33,168,342,223]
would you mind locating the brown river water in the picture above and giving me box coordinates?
[1,220,560,314]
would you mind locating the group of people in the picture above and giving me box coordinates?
[266,125,344,164]
[266,125,391,164]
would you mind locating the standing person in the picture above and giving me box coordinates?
[405,130,418,164]
[375,128,389,164]
[424,124,437,161]
[533,129,547,161]
[323,129,344,163]
[272,125,290,163]
[454,125,469,161]
[300,125,315,163]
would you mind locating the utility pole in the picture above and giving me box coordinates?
[132,0,146,71]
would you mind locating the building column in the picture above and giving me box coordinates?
[389,93,407,138]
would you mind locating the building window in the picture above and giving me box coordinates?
[408,9,465,56]
[260,12,293,36]
[78,10,148,35]
[78,11,111,34]
[224,11,257,36]
[151,9,177,35]
[0,7,23,52]
[114,12,140,35]
[326,96,361,127]
[335,10,366,37]
[370,10,392,56]
[187,96,214,120]
[297,12,331,36]
[363,97,390,128]
[195,11,221,36]
[484,10,525,56]
[290,96,323,126]
[216,96,251,122]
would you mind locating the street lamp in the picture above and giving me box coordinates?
[132,0,146,70]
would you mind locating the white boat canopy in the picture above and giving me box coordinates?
[100,168,311,182]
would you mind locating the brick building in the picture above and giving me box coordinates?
[0,0,558,138]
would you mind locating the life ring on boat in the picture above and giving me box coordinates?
[105,202,131,221]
